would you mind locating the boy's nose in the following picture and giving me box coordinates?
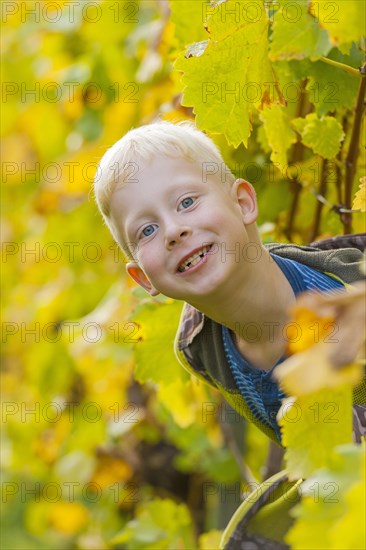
[165,225,191,249]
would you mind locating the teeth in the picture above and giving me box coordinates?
[178,246,210,272]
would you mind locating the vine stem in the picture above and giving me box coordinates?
[319,56,362,78]
[309,159,328,242]
[217,401,258,486]
[336,115,349,208]
[285,79,310,241]
[342,62,366,233]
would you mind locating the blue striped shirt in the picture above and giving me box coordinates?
[222,253,345,442]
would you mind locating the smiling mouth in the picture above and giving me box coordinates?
[177,245,212,273]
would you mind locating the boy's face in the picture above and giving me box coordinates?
[110,155,258,304]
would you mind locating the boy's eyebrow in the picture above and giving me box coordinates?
[125,209,152,235]
[125,207,158,238]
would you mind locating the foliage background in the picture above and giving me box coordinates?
[1,1,365,549]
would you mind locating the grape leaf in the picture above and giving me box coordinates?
[272,284,366,395]
[175,2,282,147]
[205,0,267,40]
[278,387,353,480]
[286,444,366,549]
[48,501,89,535]
[111,498,194,548]
[157,379,198,428]
[270,0,332,61]
[260,105,297,169]
[131,300,189,385]
[175,31,261,146]
[329,479,366,548]
[292,113,345,158]
[276,57,360,115]
[311,0,366,50]
[274,344,363,397]
[273,46,363,115]
[199,529,223,550]
[353,178,366,212]
[169,0,208,46]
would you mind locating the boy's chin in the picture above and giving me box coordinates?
[157,271,229,302]
[179,285,224,304]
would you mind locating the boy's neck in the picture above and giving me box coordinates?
[188,247,296,371]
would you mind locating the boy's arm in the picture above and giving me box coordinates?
[310,232,366,252]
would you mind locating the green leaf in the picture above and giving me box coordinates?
[199,530,223,550]
[279,386,353,480]
[169,0,209,46]
[329,478,366,548]
[155,403,240,482]
[274,48,361,115]
[176,15,280,147]
[292,113,345,158]
[205,0,267,40]
[305,63,358,116]
[270,0,331,60]
[311,0,366,50]
[286,444,366,549]
[304,46,362,115]
[111,498,194,549]
[131,300,189,385]
[260,105,297,169]
[353,179,366,213]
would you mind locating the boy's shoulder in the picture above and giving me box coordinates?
[175,235,366,354]
[267,234,366,282]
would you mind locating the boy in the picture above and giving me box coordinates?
[94,120,365,444]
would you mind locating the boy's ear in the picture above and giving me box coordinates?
[126,262,160,296]
[232,179,258,224]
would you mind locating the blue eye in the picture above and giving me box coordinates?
[142,225,155,237]
[181,197,194,208]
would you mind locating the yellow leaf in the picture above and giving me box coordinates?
[282,283,366,389]
[91,454,133,488]
[49,501,89,534]
[275,285,366,396]
[278,388,353,480]
[61,91,84,120]
[1,134,36,185]
[286,306,334,355]
[60,144,106,194]
[34,417,71,465]
[33,189,60,215]
[274,345,363,397]
[199,529,223,550]
[158,379,197,428]
[330,480,366,549]
[353,177,366,212]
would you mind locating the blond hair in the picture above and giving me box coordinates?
[94,120,235,258]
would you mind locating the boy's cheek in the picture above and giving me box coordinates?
[137,258,160,284]
[127,240,139,259]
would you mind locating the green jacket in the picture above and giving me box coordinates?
[174,236,366,444]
